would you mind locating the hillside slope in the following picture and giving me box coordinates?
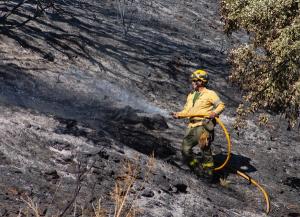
[0,0,299,216]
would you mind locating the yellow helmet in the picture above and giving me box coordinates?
[190,69,209,83]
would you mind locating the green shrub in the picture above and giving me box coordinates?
[220,0,300,129]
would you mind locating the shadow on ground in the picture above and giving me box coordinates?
[214,152,257,173]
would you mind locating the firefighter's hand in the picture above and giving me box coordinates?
[209,112,218,119]
[170,112,179,119]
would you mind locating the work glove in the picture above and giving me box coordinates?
[209,111,217,119]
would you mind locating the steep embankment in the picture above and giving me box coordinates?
[0,0,299,216]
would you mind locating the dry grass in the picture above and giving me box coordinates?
[92,199,107,217]
[219,177,231,187]
[21,153,156,217]
[21,196,42,217]
[112,152,156,217]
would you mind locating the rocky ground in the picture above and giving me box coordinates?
[0,0,299,216]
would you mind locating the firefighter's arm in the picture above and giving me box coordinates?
[209,92,225,118]
[210,102,225,117]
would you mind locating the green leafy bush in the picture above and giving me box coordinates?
[220,0,300,129]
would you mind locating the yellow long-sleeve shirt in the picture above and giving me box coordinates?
[177,88,225,128]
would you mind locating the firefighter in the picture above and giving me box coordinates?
[171,69,225,178]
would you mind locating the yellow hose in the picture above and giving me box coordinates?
[236,170,270,214]
[213,117,231,171]
[176,113,270,214]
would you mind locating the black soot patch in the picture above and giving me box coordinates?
[283,177,300,191]
[288,213,300,217]
[174,183,188,194]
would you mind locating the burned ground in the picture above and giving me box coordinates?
[0,0,299,216]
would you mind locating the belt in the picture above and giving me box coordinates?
[189,118,210,124]
[189,119,203,124]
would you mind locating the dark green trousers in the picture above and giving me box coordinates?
[182,125,214,171]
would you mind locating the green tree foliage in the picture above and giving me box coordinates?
[220,0,300,129]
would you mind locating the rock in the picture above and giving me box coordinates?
[44,169,60,180]
[43,52,55,62]
[174,183,187,194]
[142,189,155,198]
